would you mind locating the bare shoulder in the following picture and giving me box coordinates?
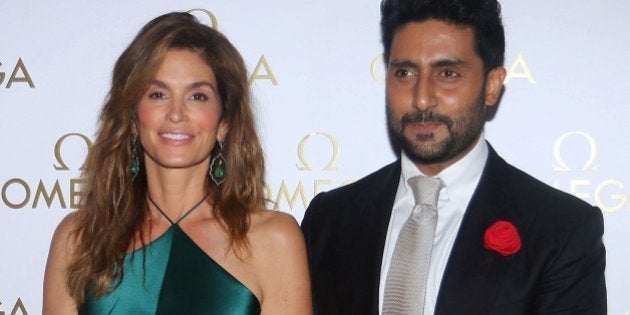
[43,212,81,314]
[248,209,304,249]
[50,212,80,251]
[46,211,81,276]
[250,209,300,232]
[247,209,312,314]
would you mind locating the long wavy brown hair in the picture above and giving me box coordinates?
[66,12,265,305]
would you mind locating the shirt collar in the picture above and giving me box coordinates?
[400,133,489,200]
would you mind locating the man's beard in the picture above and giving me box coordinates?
[386,92,486,165]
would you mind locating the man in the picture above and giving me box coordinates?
[301,0,607,314]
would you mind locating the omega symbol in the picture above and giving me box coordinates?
[187,9,219,29]
[297,132,340,171]
[553,131,597,171]
[370,53,385,85]
[54,133,93,171]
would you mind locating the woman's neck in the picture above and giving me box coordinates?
[144,161,210,220]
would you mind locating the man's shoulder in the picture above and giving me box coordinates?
[317,161,398,201]
[493,152,601,221]
[303,161,399,217]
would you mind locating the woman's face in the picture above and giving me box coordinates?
[136,48,227,173]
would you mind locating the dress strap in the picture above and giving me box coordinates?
[148,193,209,225]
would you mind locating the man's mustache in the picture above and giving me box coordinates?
[401,111,451,127]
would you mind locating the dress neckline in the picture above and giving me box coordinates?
[148,193,209,225]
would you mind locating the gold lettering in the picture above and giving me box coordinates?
[54,133,93,171]
[272,180,307,210]
[313,179,333,196]
[340,178,355,186]
[187,9,218,29]
[297,132,340,171]
[6,58,34,88]
[371,54,385,85]
[70,179,84,209]
[570,179,591,201]
[263,183,274,209]
[0,61,4,85]
[10,298,27,315]
[504,53,535,84]
[33,180,66,209]
[552,180,560,190]
[249,55,278,85]
[2,179,30,209]
[553,131,597,171]
[595,179,627,212]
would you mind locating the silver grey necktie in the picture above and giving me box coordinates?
[383,176,443,315]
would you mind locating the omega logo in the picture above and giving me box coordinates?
[0,58,35,88]
[0,298,28,315]
[187,8,219,29]
[266,132,353,213]
[553,131,597,171]
[1,133,88,210]
[187,8,278,86]
[297,132,340,171]
[54,133,93,171]
[552,131,628,213]
[370,53,385,85]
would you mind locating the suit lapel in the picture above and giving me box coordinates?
[435,147,528,314]
[339,161,400,314]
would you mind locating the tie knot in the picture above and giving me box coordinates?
[407,176,443,207]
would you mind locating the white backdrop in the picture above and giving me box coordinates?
[1,1,628,314]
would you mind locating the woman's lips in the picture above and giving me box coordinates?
[159,132,193,144]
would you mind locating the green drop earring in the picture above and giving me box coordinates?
[210,141,226,186]
[130,135,140,179]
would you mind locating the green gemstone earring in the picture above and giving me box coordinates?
[210,141,226,186]
[130,135,140,179]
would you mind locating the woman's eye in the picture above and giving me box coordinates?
[191,93,209,101]
[148,91,166,99]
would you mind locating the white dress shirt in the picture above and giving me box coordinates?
[378,135,489,314]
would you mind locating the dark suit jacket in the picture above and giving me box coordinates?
[301,145,606,315]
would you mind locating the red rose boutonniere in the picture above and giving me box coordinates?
[484,220,521,256]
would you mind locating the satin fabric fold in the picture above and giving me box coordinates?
[81,225,260,315]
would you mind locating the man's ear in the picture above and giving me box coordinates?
[485,67,506,107]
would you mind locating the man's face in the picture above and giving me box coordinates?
[386,19,505,175]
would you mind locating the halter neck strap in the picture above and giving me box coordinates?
[148,193,209,225]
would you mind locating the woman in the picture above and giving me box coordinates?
[43,12,311,314]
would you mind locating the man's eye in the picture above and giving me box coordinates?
[394,69,413,77]
[394,68,415,78]
[441,69,459,78]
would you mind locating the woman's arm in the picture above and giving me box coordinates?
[43,214,79,315]
[254,211,313,315]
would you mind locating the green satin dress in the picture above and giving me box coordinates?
[80,209,260,314]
